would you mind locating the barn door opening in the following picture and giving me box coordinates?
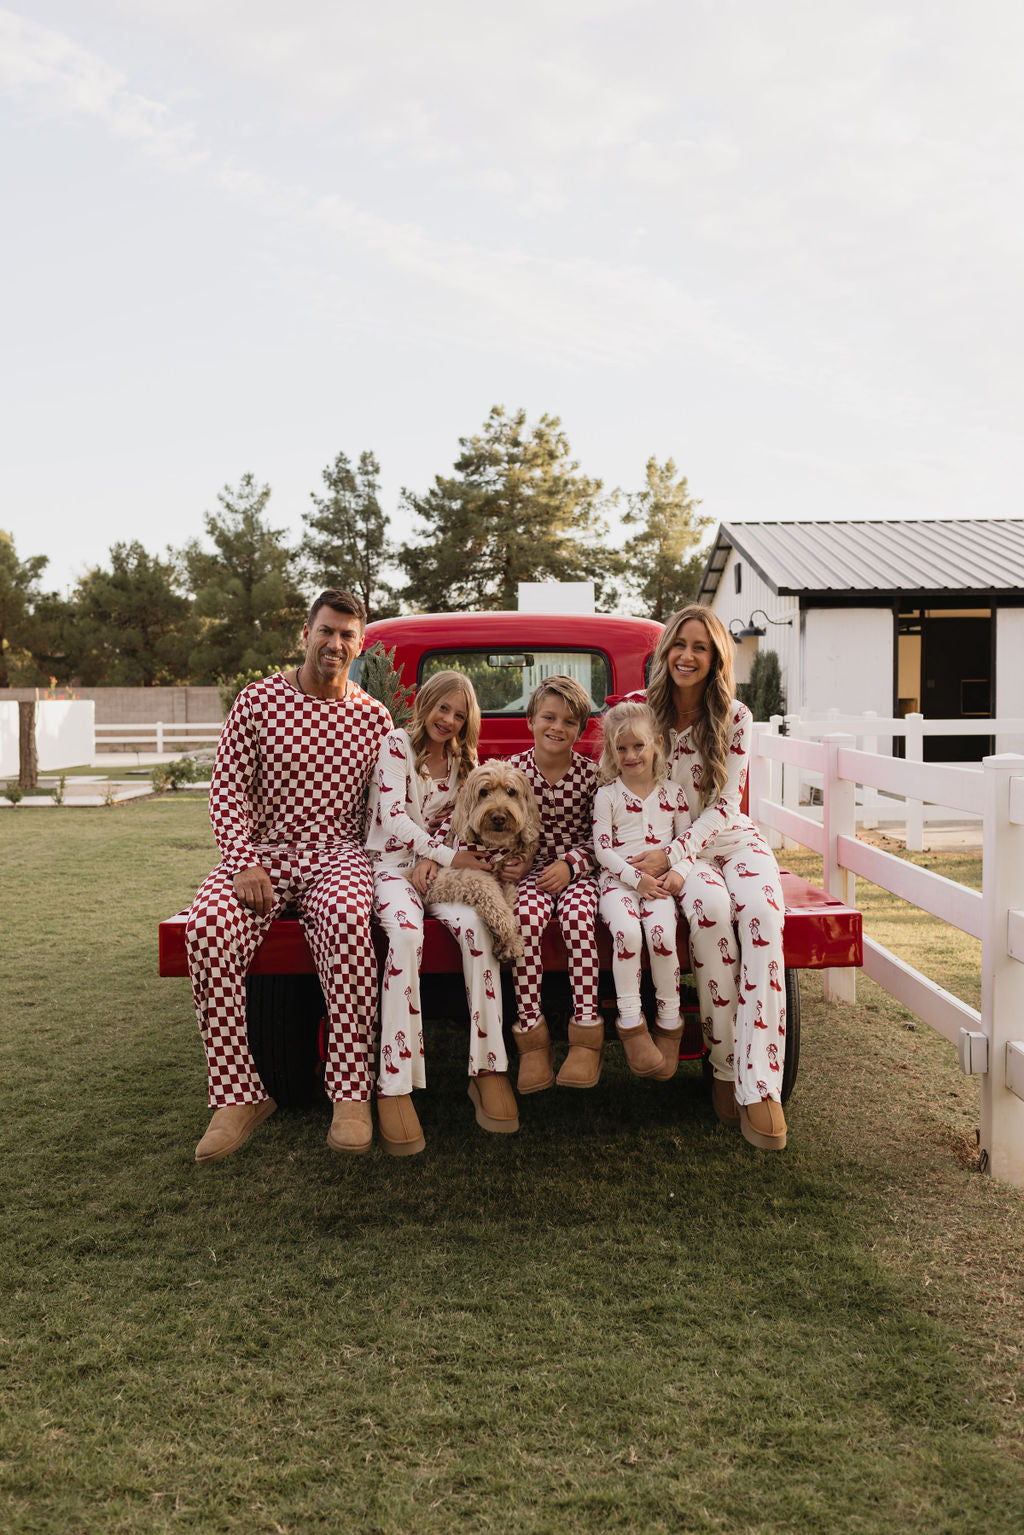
[897,607,993,762]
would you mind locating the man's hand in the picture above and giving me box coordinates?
[536,859,571,895]
[409,858,438,896]
[232,865,275,916]
[628,849,670,877]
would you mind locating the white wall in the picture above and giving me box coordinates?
[0,700,95,776]
[801,609,893,717]
[706,547,800,710]
[996,608,1024,752]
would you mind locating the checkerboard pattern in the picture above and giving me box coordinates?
[189,675,391,1106]
[507,750,600,1029]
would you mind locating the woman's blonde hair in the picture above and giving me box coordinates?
[598,700,666,786]
[646,605,735,807]
[409,670,480,784]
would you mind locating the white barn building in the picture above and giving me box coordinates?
[695,518,1024,761]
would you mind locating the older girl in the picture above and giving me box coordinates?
[628,606,788,1151]
[366,670,519,1153]
[593,701,691,1079]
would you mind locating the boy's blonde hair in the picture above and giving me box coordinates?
[526,674,592,731]
[598,700,667,785]
[408,670,480,785]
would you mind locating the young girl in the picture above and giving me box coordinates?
[592,701,691,1079]
[366,670,519,1154]
[628,605,789,1151]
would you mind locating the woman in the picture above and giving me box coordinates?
[628,605,788,1151]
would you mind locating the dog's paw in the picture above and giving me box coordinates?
[496,934,525,962]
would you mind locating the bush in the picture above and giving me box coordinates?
[50,774,67,806]
[738,648,787,721]
[357,642,415,728]
[150,756,204,793]
[219,667,267,715]
[2,779,24,807]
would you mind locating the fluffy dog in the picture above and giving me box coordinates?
[426,761,541,961]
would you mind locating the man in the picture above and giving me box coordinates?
[186,589,392,1163]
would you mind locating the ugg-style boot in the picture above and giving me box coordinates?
[615,1018,665,1078]
[195,1098,277,1164]
[513,1018,555,1094]
[468,1072,520,1134]
[740,1097,787,1151]
[649,1019,684,1081]
[556,1021,604,1088]
[711,1076,741,1128]
[377,1093,426,1156]
[327,1098,373,1155]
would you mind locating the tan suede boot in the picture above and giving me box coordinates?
[740,1097,787,1151]
[513,1018,555,1094]
[377,1093,426,1156]
[468,1072,520,1134]
[711,1076,741,1128]
[327,1099,373,1155]
[615,1018,664,1077]
[649,1019,684,1081]
[195,1098,277,1164]
[556,1021,604,1088]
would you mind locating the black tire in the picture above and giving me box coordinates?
[781,969,800,1105]
[245,974,325,1109]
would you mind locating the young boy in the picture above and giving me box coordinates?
[504,676,603,1090]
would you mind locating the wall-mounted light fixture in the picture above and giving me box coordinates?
[728,609,794,641]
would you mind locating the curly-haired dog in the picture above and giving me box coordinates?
[426,762,541,961]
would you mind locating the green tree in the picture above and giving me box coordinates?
[399,406,617,611]
[301,449,396,620]
[620,457,709,620]
[739,649,787,721]
[0,531,49,687]
[57,542,191,685]
[181,474,306,683]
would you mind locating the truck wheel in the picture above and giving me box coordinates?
[245,974,325,1109]
[781,969,800,1105]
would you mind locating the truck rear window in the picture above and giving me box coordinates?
[420,650,611,715]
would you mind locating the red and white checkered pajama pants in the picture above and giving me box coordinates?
[678,830,786,1106]
[512,874,600,1031]
[186,844,377,1107]
[598,883,681,1024]
[373,871,508,1091]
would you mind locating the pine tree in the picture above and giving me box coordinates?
[0,530,49,687]
[399,406,617,611]
[621,458,709,620]
[61,542,191,685]
[181,474,306,682]
[301,449,396,621]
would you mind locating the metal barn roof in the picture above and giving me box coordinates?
[696,518,1024,603]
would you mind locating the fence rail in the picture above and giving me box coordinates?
[748,728,1024,1188]
[95,722,223,753]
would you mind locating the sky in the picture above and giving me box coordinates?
[3,0,1023,598]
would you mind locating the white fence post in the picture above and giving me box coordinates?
[764,716,782,850]
[860,710,879,829]
[823,733,857,1004]
[904,713,924,851]
[980,754,1024,1187]
[156,721,165,753]
[781,714,802,851]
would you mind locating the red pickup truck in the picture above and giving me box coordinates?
[159,611,861,1109]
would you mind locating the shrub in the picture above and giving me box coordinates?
[738,649,787,722]
[357,642,415,728]
[150,756,204,793]
[2,779,24,807]
[219,667,268,714]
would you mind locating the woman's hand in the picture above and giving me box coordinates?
[635,873,668,900]
[628,849,670,877]
[409,859,438,895]
[661,869,684,896]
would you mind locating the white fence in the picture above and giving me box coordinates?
[747,729,1024,1189]
[764,712,1024,851]
[95,722,223,754]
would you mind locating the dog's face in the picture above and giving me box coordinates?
[452,762,541,852]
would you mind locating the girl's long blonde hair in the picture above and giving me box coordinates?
[408,670,480,784]
[598,700,667,786]
[646,605,735,807]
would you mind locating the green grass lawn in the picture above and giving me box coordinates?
[1,805,1021,1534]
